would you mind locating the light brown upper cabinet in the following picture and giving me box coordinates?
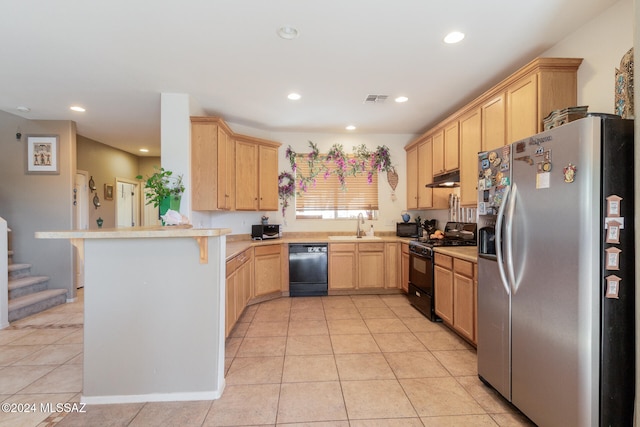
[506,74,538,143]
[405,57,582,209]
[482,93,506,151]
[191,116,280,212]
[406,145,418,210]
[191,117,235,210]
[432,122,459,176]
[417,137,434,209]
[506,58,582,144]
[459,108,482,206]
[235,135,280,211]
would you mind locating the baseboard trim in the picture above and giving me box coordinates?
[81,381,226,405]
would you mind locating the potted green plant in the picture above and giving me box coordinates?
[136,167,185,218]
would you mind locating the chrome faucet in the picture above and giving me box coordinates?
[356,213,365,238]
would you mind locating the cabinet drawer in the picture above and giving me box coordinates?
[358,242,385,252]
[330,243,357,252]
[254,244,281,257]
[401,243,409,255]
[453,258,473,278]
[434,253,452,269]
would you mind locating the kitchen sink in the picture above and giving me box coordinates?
[328,235,382,241]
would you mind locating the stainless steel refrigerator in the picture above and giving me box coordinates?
[476,115,635,427]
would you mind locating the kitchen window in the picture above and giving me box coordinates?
[295,156,378,220]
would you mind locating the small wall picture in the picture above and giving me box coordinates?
[26,135,59,174]
[104,184,114,201]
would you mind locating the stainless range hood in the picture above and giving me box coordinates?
[426,170,460,188]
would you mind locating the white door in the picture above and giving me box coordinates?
[74,171,89,288]
[115,179,140,228]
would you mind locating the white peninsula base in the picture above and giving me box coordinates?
[36,227,230,404]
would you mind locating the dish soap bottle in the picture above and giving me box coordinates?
[368,224,374,237]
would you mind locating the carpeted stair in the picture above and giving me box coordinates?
[7,231,67,322]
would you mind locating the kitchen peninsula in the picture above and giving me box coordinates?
[35,226,231,404]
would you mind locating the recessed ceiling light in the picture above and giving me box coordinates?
[395,96,409,103]
[287,93,301,101]
[16,106,31,113]
[277,26,299,40]
[444,31,465,44]
[70,106,86,112]
[139,148,149,153]
[346,125,356,131]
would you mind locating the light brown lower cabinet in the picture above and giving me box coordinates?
[225,248,253,338]
[329,242,401,290]
[401,243,409,293]
[254,245,283,297]
[358,243,385,288]
[434,252,477,345]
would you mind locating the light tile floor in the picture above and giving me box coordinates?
[0,290,536,426]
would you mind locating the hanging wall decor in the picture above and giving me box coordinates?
[615,47,634,119]
[25,135,59,174]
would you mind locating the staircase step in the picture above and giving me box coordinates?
[8,289,67,322]
[8,263,31,279]
[8,275,49,299]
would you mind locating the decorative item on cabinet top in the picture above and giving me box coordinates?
[615,47,634,119]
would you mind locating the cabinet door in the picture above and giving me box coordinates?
[358,251,385,288]
[258,145,279,211]
[223,133,236,210]
[453,272,475,342]
[432,130,445,176]
[216,127,229,209]
[406,146,418,210]
[235,141,259,210]
[434,265,453,324]
[329,251,357,289]
[401,243,410,293]
[482,93,506,151]
[459,108,482,207]
[254,245,282,296]
[417,138,433,209]
[225,271,237,337]
[507,73,538,144]
[191,121,219,210]
[385,243,400,289]
[444,121,459,172]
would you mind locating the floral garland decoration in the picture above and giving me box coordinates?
[278,171,296,216]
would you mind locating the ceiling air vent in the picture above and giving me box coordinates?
[363,94,388,104]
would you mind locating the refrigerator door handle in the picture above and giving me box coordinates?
[495,184,511,296]
[505,182,517,292]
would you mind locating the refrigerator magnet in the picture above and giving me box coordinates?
[606,195,622,217]
[563,163,577,183]
[481,159,490,170]
[536,172,551,189]
[605,247,622,270]
[605,275,621,299]
[606,220,622,244]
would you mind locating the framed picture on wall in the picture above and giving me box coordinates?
[26,135,59,174]
[104,183,114,200]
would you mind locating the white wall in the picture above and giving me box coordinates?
[542,0,634,114]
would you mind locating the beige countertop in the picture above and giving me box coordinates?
[225,233,479,262]
[36,226,232,240]
[433,246,478,263]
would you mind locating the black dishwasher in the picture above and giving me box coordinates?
[289,243,328,296]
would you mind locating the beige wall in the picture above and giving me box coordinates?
[542,0,633,114]
[76,135,144,229]
[0,110,76,299]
